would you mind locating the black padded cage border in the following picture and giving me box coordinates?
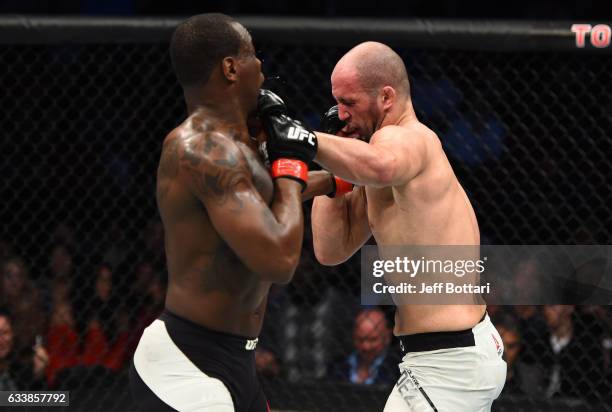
[1,15,611,52]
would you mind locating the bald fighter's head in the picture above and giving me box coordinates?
[331,42,411,141]
[336,42,410,97]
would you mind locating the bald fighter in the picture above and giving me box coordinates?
[129,14,316,411]
[309,42,506,411]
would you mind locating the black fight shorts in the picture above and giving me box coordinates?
[129,310,269,412]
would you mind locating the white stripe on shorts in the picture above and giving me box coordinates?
[133,319,235,411]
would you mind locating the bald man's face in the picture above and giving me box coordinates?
[331,69,383,142]
[353,311,391,364]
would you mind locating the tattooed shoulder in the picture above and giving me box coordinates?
[178,131,252,211]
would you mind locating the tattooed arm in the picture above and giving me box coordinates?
[179,131,304,284]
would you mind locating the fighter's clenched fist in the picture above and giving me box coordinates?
[257,89,317,190]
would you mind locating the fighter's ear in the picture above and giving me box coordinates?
[381,86,396,111]
[221,56,238,83]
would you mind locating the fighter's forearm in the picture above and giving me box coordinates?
[270,178,304,231]
[314,132,392,187]
[311,195,351,265]
[302,170,334,202]
[256,178,304,279]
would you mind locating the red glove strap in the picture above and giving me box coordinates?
[271,159,308,185]
[333,176,354,197]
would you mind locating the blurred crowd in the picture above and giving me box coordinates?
[0,222,166,391]
[1,223,611,404]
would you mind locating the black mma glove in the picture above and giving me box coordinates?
[320,105,346,135]
[320,105,353,197]
[257,89,318,190]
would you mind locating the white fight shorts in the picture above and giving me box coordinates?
[384,313,506,412]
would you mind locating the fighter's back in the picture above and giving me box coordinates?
[156,113,274,337]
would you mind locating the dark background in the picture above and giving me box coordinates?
[1,0,612,19]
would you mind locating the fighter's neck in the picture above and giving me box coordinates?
[185,87,250,127]
[182,104,251,146]
[187,101,249,126]
[380,101,417,129]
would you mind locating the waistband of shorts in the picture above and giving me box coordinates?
[160,310,259,352]
[398,311,486,354]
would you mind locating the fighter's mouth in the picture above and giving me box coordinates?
[340,126,360,139]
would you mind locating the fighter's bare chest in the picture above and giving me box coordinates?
[236,142,274,204]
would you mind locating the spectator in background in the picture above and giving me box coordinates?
[541,305,606,400]
[47,243,75,279]
[514,305,549,365]
[0,256,46,363]
[494,314,542,397]
[255,347,280,378]
[46,256,80,387]
[46,297,79,386]
[329,308,399,385]
[39,243,77,314]
[80,264,130,372]
[0,307,48,390]
[48,263,131,387]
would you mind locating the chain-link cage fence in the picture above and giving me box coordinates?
[0,17,611,411]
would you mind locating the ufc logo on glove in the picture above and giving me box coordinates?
[287,126,316,146]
